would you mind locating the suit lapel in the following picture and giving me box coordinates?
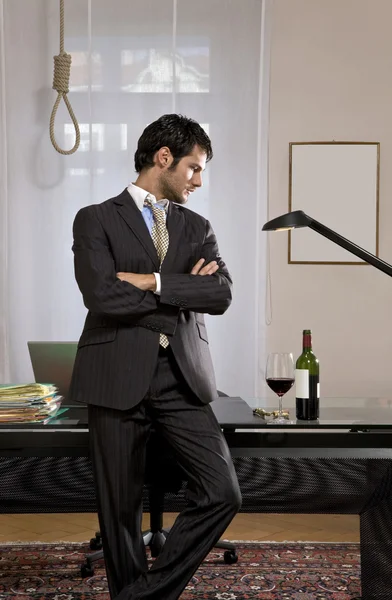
[114,189,159,269]
[161,202,185,273]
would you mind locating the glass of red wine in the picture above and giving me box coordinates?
[265,353,294,424]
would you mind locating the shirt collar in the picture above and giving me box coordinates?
[127,183,169,212]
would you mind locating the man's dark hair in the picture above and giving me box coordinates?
[134,114,213,173]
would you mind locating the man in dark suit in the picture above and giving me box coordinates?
[69,114,241,600]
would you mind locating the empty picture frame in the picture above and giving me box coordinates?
[288,141,380,264]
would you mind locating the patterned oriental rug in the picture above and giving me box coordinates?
[0,541,361,599]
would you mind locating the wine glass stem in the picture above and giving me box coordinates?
[278,395,283,416]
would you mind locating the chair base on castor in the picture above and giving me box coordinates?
[142,527,238,563]
[81,527,237,577]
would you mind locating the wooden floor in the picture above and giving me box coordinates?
[0,513,360,544]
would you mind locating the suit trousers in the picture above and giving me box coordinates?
[87,346,242,600]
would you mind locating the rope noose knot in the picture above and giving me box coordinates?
[50,0,80,155]
[52,52,72,94]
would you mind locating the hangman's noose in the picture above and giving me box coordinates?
[49,0,80,155]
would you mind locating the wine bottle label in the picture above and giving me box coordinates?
[295,369,309,398]
[308,375,320,399]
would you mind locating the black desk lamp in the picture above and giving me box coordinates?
[262,210,392,277]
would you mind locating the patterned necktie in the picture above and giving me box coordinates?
[145,196,169,348]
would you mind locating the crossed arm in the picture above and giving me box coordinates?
[72,207,232,335]
[117,258,220,290]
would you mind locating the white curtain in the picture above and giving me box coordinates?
[0,0,270,397]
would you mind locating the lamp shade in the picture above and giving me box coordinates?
[262,210,311,231]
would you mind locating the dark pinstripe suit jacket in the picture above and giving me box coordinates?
[68,188,232,410]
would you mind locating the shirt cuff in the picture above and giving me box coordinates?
[153,272,161,295]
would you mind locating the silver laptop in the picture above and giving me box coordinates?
[27,341,78,401]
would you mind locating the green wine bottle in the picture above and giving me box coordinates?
[295,329,320,420]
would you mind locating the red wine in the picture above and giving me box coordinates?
[266,377,294,396]
[296,397,319,420]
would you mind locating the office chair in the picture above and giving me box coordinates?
[81,391,238,577]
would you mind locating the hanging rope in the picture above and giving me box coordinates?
[49,0,80,155]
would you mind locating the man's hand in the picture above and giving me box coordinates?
[117,272,156,292]
[191,258,219,276]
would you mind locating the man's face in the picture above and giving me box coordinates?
[158,145,207,204]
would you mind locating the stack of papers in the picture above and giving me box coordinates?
[0,384,63,423]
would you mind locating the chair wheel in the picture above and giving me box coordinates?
[90,537,102,550]
[81,564,95,578]
[224,550,238,564]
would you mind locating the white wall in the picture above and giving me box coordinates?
[0,0,268,398]
[267,0,392,397]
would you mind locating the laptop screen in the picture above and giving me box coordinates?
[27,341,78,403]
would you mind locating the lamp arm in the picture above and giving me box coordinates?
[310,219,392,276]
